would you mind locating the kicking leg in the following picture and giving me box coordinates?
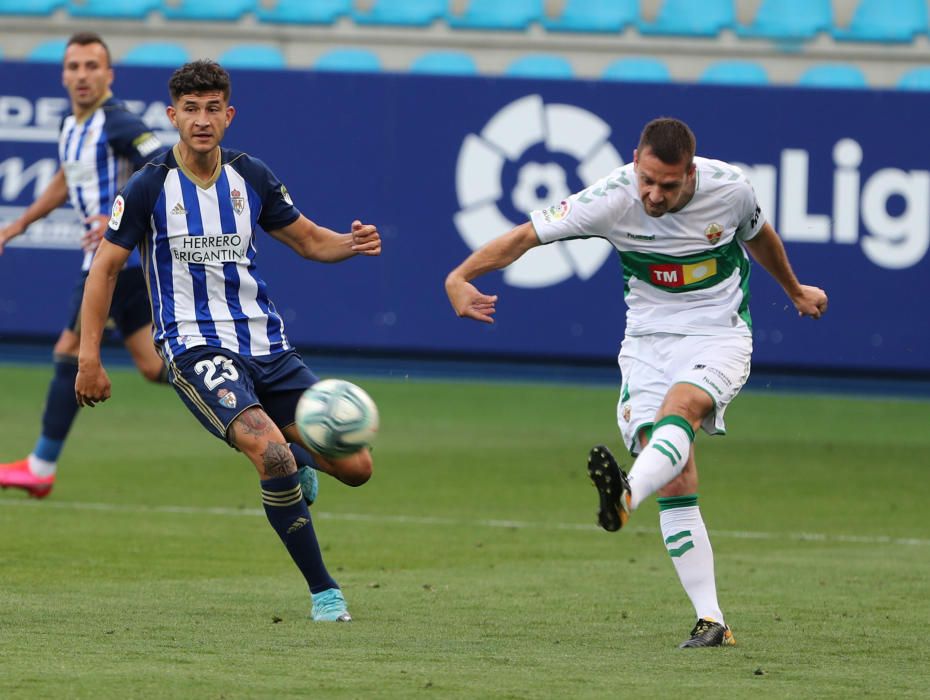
[231,407,349,621]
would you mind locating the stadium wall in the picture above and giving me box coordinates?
[0,63,927,374]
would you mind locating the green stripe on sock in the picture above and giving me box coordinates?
[664,529,693,544]
[657,438,682,462]
[668,541,695,558]
[657,494,699,511]
[653,414,695,441]
[652,442,676,465]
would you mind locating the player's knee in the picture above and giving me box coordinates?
[336,451,373,487]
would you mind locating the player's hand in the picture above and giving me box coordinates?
[0,220,26,255]
[81,215,110,253]
[75,361,112,407]
[792,284,828,319]
[446,277,498,324]
[350,220,381,256]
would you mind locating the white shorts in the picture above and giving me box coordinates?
[616,333,752,455]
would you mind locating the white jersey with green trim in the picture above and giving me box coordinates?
[530,156,766,337]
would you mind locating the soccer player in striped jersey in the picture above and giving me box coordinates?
[75,60,381,622]
[446,118,828,647]
[0,33,168,499]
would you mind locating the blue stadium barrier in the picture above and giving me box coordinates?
[504,54,574,79]
[639,0,735,37]
[833,0,928,43]
[119,42,190,67]
[219,45,287,70]
[27,39,68,62]
[700,60,769,85]
[3,64,929,374]
[602,57,671,82]
[737,0,832,41]
[409,51,477,76]
[0,0,64,14]
[67,0,159,19]
[257,0,351,25]
[897,66,930,90]
[543,0,638,33]
[797,64,868,89]
[161,0,255,21]
[447,0,543,30]
[354,0,447,27]
[314,48,381,72]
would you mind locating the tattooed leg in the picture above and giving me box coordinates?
[229,406,296,479]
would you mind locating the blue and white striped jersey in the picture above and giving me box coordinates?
[59,94,162,271]
[105,145,301,360]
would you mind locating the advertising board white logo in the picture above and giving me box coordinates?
[454,95,621,288]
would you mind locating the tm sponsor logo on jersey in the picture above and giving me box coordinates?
[649,259,717,288]
[170,233,248,264]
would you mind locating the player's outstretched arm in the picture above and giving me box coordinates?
[267,215,381,263]
[445,221,540,324]
[0,169,69,255]
[76,239,132,407]
[744,222,828,319]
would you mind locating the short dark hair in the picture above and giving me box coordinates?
[168,60,231,102]
[66,32,111,67]
[638,118,696,167]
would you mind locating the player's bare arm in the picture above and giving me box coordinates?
[75,239,132,407]
[445,221,541,324]
[744,222,828,319]
[0,169,69,255]
[268,215,381,263]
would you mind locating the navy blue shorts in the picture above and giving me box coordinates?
[67,266,152,338]
[166,346,319,444]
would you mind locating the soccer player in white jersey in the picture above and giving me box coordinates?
[0,33,168,499]
[446,118,828,648]
[75,61,381,622]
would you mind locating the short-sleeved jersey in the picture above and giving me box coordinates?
[59,94,163,271]
[105,145,301,361]
[530,156,765,337]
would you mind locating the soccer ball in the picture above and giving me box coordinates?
[295,379,379,458]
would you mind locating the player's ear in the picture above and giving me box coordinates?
[633,148,639,165]
[166,104,177,128]
[225,105,235,127]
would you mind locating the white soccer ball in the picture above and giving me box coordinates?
[295,379,379,458]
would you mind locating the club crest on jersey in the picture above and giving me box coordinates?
[217,388,237,409]
[280,185,293,206]
[109,195,125,230]
[230,188,245,216]
[704,222,723,245]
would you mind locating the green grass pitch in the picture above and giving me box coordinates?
[1,364,928,698]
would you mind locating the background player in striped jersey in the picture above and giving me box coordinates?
[446,117,827,648]
[0,33,168,499]
[75,60,381,622]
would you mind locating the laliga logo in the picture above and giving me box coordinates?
[454,95,621,288]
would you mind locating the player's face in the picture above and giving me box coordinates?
[168,91,234,154]
[634,147,696,217]
[61,42,113,113]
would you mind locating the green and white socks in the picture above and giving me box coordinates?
[628,415,695,509]
[659,494,724,624]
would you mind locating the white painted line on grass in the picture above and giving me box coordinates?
[1,497,927,547]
